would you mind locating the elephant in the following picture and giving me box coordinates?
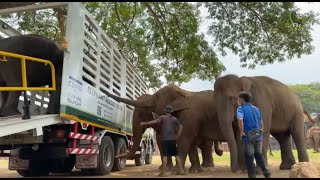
[306,126,320,153]
[0,34,64,117]
[107,85,230,173]
[213,74,309,172]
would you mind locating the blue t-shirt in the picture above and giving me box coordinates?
[236,103,262,142]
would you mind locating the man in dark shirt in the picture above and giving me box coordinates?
[141,105,184,176]
[237,92,271,178]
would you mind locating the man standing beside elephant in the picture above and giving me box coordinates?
[237,92,271,178]
[140,105,184,177]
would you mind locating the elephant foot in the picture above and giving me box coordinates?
[189,165,203,173]
[158,172,168,177]
[159,164,175,171]
[167,164,175,171]
[279,161,295,170]
[201,161,215,168]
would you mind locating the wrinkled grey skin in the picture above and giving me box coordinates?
[105,85,236,173]
[0,34,64,116]
[213,74,309,172]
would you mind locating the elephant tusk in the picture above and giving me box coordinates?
[0,56,8,62]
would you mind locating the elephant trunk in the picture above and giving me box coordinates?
[214,141,223,156]
[116,121,146,159]
[105,91,152,108]
[216,99,239,172]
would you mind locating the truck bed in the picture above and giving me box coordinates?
[0,114,62,137]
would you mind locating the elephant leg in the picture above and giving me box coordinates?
[177,136,193,173]
[272,132,295,170]
[314,135,320,153]
[201,147,214,168]
[0,91,21,116]
[290,116,309,162]
[201,141,214,168]
[167,156,175,171]
[188,144,203,173]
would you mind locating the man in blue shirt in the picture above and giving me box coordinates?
[237,92,271,178]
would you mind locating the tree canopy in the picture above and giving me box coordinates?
[0,2,318,88]
[289,83,320,113]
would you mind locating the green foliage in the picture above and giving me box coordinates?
[0,2,318,88]
[201,2,319,69]
[289,82,320,113]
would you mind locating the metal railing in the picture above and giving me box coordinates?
[0,50,56,92]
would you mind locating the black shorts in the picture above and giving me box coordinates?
[160,140,178,157]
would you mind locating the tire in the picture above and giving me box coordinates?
[112,138,127,171]
[145,154,152,164]
[135,142,145,166]
[49,156,75,173]
[88,136,114,176]
[16,160,49,177]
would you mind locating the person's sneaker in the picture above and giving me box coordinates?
[263,172,271,178]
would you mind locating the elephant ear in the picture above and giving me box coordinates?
[170,98,190,112]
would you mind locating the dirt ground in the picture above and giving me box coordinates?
[0,151,319,178]
[0,156,308,178]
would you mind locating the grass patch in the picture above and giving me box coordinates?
[152,149,320,166]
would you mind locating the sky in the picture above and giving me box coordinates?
[180,2,320,92]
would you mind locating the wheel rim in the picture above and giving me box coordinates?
[140,147,145,163]
[103,145,112,167]
[119,145,126,167]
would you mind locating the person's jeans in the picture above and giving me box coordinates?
[244,141,271,178]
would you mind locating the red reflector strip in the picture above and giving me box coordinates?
[67,148,99,154]
[69,132,98,141]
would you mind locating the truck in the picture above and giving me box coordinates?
[0,2,155,177]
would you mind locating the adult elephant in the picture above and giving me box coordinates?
[0,34,64,116]
[213,74,309,172]
[108,85,227,173]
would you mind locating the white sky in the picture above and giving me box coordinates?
[180,2,320,92]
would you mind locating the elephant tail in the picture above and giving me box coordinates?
[214,141,223,156]
[303,108,315,123]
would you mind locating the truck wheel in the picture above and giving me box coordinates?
[112,138,127,171]
[90,136,114,175]
[135,142,145,166]
[145,154,152,164]
[16,160,49,177]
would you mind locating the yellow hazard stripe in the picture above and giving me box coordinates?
[60,113,133,136]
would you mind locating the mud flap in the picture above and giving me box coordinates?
[9,156,29,170]
[75,154,98,169]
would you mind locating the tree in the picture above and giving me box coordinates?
[289,83,320,113]
[202,2,319,69]
[0,2,318,88]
